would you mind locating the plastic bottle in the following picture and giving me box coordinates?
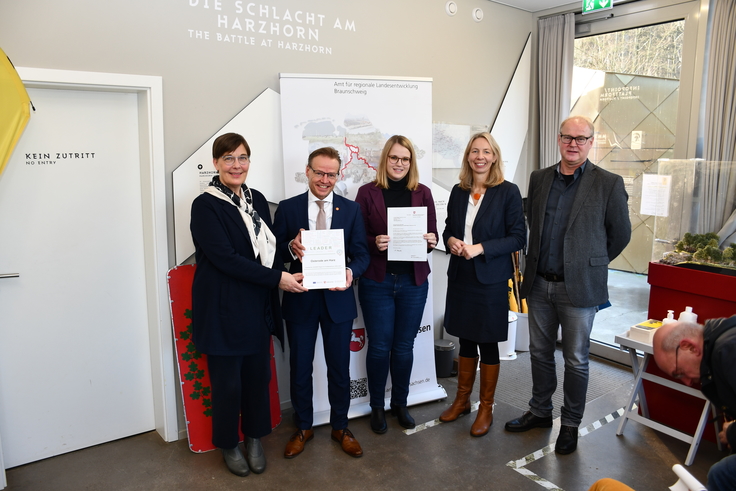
[678,306,698,323]
[662,310,676,324]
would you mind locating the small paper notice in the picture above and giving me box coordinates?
[640,174,671,217]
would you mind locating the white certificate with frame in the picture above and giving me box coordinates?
[301,229,346,289]
[387,206,427,262]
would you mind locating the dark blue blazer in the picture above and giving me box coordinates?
[190,190,285,356]
[442,181,526,284]
[273,192,370,325]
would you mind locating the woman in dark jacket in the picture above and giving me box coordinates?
[438,132,525,437]
[355,135,438,433]
[190,133,305,476]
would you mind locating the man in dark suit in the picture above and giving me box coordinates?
[273,147,370,459]
[504,116,631,454]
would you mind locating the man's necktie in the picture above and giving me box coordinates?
[316,200,327,230]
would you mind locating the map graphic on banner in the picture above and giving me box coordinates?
[280,74,433,200]
[286,122,427,201]
[432,123,489,169]
[279,74,445,425]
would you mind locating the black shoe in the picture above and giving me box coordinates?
[555,425,578,454]
[504,411,553,432]
[390,404,416,429]
[370,407,387,434]
[221,446,250,476]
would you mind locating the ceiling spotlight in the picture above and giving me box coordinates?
[472,7,484,22]
[445,1,457,16]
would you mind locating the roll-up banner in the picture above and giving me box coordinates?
[279,73,446,425]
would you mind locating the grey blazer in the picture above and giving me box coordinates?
[520,160,631,308]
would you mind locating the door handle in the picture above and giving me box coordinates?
[0,273,20,278]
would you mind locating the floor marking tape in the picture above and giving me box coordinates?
[408,399,630,490]
[506,406,629,491]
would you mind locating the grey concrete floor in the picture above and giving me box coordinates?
[5,354,725,491]
[592,270,650,347]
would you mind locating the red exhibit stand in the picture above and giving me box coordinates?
[167,264,282,453]
[644,262,736,442]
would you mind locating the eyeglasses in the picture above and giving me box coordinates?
[220,155,250,165]
[388,155,411,165]
[308,165,338,180]
[560,134,593,145]
[672,345,683,379]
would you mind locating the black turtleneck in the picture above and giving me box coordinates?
[382,176,413,276]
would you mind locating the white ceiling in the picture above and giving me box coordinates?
[489,0,576,13]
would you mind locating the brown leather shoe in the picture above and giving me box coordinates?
[284,429,313,459]
[331,428,363,458]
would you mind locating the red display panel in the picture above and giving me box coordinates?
[167,264,282,453]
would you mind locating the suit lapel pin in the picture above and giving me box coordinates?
[335,207,340,211]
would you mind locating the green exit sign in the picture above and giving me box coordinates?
[582,0,613,14]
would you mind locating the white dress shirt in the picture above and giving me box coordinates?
[308,191,334,230]
[463,193,483,244]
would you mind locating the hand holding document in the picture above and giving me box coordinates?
[301,229,346,289]
[387,206,427,261]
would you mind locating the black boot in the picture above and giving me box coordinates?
[370,407,387,434]
[390,404,416,429]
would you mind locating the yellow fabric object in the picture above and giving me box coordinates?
[516,271,528,313]
[508,279,519,312]
[509,272,528,313]
[0,47,31,178]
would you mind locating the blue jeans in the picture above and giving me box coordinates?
[708,454,736,491]
[527,276,597,427]
[358,273,429,408]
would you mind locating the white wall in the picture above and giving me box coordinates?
[0,1,533,218]
[0,0,534,437]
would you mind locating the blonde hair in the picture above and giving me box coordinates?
[374,135,420,191]
[458,132,504,191]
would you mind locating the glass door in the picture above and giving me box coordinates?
[569,0,705,363]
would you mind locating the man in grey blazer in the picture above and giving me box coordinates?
[504,116,631,455]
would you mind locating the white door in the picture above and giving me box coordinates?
[0,86,155,468]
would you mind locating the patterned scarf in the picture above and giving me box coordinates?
[206,175,275,268]
[210,175,262,237]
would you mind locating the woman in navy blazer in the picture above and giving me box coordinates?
[190,133,305,477]
[355,135,438,434]
[438,132,526,437]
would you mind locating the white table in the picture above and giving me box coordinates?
[615,331,720,466]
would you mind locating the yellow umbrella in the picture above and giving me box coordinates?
[0,47,31,178]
